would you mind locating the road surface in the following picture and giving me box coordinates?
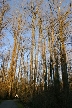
[0,100,18,108]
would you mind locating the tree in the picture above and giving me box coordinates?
[0,0,10,44]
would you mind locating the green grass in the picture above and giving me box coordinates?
[0,100,1,104]
[15,101,24,108]
[0,100,3,104]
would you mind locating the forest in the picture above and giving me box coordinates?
[0,0,72,108]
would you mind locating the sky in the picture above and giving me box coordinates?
[0,0,72,69]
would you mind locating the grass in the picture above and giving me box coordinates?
[15,100,24,108]
[0,100,3,104]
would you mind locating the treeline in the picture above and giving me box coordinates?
[0,0,72,108]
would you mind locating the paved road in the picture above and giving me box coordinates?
[0,100,18,108]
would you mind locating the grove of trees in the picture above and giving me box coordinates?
[0,0,72,108]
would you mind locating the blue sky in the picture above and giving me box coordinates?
[0,0,72,68]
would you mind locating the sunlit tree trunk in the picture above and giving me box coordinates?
[58,7,70,107]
